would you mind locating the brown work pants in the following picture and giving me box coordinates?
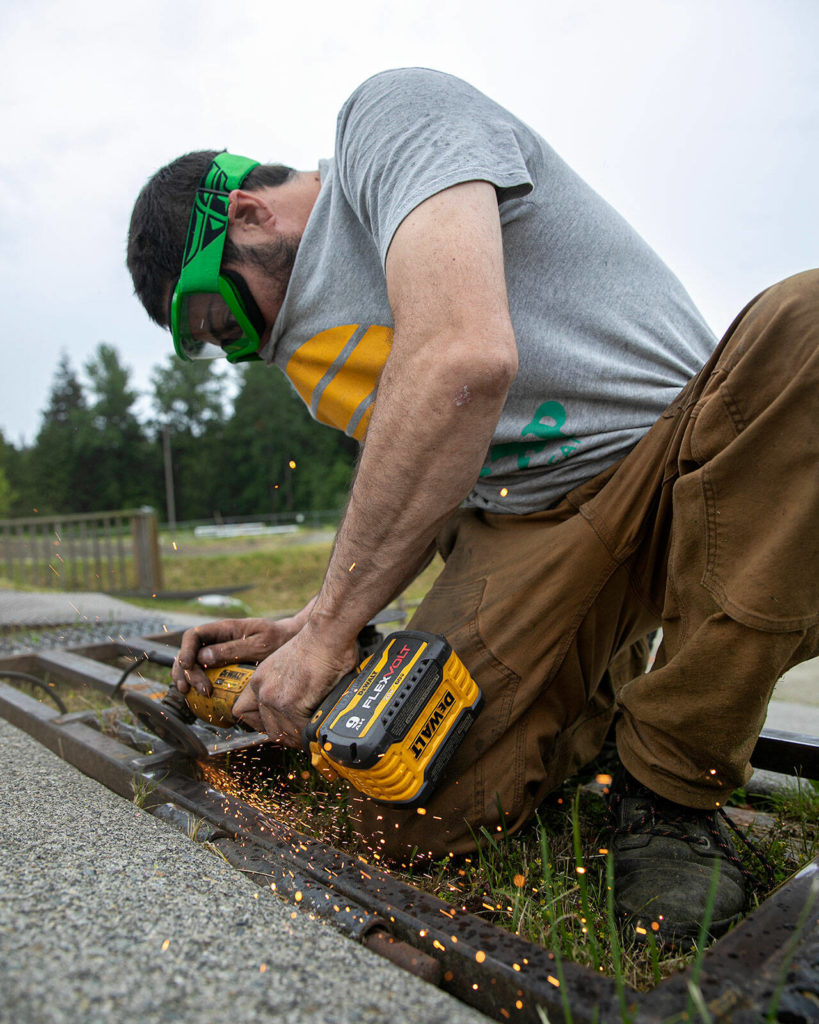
[352,270,819,861]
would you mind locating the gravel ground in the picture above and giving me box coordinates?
[0,718,490,1024]
[0,617,188,659]
[0,587,206,661]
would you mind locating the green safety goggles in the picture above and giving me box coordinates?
[170,152,265,363]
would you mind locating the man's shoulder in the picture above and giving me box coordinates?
[340,67,483,116]
[348,66,464,92]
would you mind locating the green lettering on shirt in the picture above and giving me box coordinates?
[480,400,580,477]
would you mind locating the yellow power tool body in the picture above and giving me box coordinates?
[185,664,256,727]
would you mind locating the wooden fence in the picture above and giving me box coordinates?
[0,509,163,594]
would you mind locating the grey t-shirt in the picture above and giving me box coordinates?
[261,68,716,513]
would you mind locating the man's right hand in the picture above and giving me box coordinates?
[171,614,306,696]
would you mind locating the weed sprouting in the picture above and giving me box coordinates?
[730,775,819,893]
[131,773,159,809]
[187,816,207,842]
[770,776,819,863]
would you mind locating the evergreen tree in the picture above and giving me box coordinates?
[83,344,154,510]
[44,353,86,425]
[0,467,14,517]
[150,355,226,435]
[0,431,21,516]
[7,445,38,517]
[30,354,95,512]
[150,356,228,521]
[86,343,139,430]
[218,363,356,517]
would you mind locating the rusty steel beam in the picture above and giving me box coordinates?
[148,770,627,1023]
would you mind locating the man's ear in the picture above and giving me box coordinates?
[228,189,275,237]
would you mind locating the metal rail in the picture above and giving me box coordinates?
[1,636,817,1023]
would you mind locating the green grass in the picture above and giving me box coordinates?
[121,527,443,619]
[0,524,436,619]
[729,777,819,898]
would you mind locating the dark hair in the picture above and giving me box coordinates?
[126,150,295,326]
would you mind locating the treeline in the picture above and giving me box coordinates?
[0,344,357,522]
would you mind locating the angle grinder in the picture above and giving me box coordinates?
[125,630,482,806]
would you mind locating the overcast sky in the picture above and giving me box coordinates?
[1,0,816,445]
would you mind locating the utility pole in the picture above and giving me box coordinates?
[162,424,176,530]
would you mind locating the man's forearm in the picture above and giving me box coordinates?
[305,334,515,645]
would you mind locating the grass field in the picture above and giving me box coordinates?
[124,526,443,619]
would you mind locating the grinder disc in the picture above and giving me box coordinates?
[124,691,210,759]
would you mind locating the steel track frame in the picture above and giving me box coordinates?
[1,634,817,1023]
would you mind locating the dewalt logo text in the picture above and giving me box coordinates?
[411,690,455,758]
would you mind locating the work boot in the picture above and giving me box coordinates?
[608,768,746,946]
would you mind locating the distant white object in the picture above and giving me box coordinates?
[193,523,298,539]
[195,594,250,612]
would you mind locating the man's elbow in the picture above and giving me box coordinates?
[446,324,518,403]
[493,332,519,391]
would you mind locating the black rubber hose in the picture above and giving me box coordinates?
[111,655,149,697]
[0,671,69,714]
[112,648,178,697]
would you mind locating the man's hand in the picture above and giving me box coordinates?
[231,622,358,745]
[172,608,313,696]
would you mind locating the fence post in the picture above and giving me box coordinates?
[131,508,164,594]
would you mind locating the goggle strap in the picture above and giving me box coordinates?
[181,154,261,271]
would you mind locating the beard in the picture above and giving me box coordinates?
[239,233,301,308]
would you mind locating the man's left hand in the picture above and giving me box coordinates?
[231,624,358,746]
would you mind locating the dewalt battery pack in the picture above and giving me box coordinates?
[303,630,483,806]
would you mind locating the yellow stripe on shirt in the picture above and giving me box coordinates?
[316,326,393,438]
[284,324,359,409]
[285,324,394,439]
